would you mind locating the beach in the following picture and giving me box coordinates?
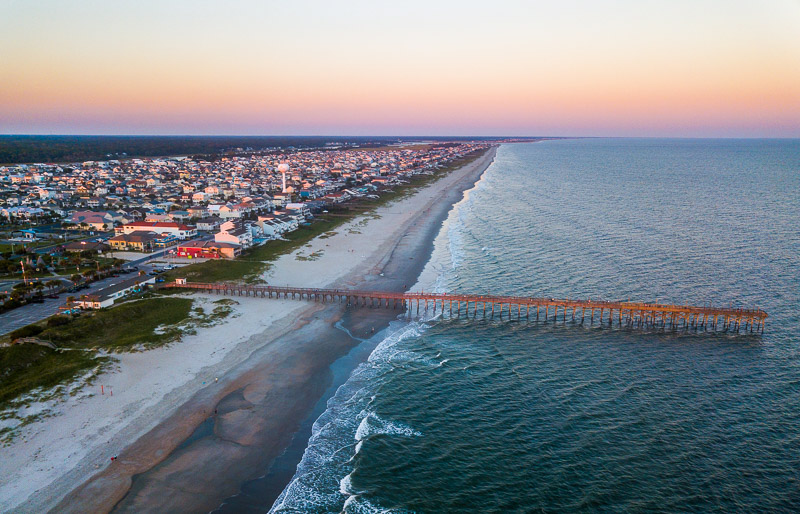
[0,146,497,513]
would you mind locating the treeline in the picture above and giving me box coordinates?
[0,135,510,165]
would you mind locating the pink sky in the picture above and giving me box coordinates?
[1,0,799,136]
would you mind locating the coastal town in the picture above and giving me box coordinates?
[0,142,487,314]
[0,143,497,512]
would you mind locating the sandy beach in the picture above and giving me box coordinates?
[0,146,496,513]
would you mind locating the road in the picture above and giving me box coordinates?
[1,231,115,254]
[1,234,214,335]
[0,262,158,336]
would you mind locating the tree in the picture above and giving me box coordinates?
[70,273,82,285]
[46,279,62,294]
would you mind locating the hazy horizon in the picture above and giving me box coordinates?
[2,134,798,140]
[2,0,799,137]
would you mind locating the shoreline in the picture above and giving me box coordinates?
[1,146,498,513]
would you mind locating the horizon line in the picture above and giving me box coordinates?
[1,134,798,140]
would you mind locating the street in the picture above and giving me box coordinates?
[0,233,215,335]
[0,261,159,335]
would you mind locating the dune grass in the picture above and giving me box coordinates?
[0,297,195,421]
[39,297,195,351]
[0,344,108,412]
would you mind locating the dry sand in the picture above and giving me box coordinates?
[0,147,497,513]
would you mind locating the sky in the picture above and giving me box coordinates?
[1,0,799,137]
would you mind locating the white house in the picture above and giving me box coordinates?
[74,275,156,309]
[285,202,311,219]
[119,221,197,240]
[215,221,253,248]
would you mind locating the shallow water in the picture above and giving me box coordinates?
[272,139,800,512]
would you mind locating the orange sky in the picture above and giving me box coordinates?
[1,0,799,136]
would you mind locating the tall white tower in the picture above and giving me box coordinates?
[278,163,290,193]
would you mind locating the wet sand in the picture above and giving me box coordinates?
[52,147,497,513]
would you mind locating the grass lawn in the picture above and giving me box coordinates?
[0,241,55,253]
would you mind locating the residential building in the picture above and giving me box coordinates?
[176,240,241,259]
[108,231,158,252]
[74,275,156,309]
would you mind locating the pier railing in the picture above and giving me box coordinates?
[164,281,767,333]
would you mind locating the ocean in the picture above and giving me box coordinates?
[270,139,800,512]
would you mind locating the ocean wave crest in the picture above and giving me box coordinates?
[269,319,429,513]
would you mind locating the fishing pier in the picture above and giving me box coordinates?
[165,281,767,333]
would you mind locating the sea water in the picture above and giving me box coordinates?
[271,139,800,512]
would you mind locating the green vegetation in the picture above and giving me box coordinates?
[296,249,324,261]
[0,135,459,165]
[165,216,351,283]
[165,149,487,284]
[0,241,54,253]
[193,299,238,326]
[0,344,109,414]
[8,324,44,340]
[0,297,197,423]
[37,297,195,351]
[0,294,238,417]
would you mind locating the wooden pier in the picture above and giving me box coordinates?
[165,281,768,333]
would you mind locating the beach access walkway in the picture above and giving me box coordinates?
[164,281,767,334]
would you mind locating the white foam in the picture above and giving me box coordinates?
[271,154,496,513]
[270,320,428,513]
[339,473,354,495]
[354,413,371,441]
[355,412,422,441]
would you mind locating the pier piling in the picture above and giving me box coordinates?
[166,282,767,334]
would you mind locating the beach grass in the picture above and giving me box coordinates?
[37,298,195,351]
[0,344,108,412]
[0,297,203,419]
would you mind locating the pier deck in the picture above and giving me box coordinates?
[164,282,767,333]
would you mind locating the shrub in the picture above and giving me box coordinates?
[9,325,44,340]
[2,298,21,310]
[46,315,72,327]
